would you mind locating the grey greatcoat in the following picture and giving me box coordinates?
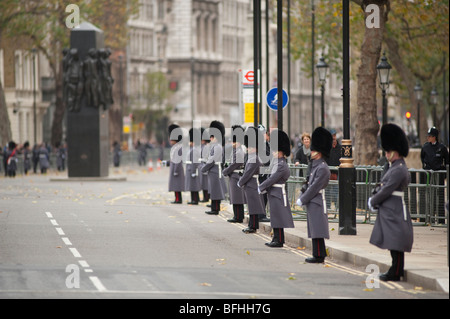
[200,143,211,191]
[222,145,246,205]
[238,152,265,215]
[168,143,185,192]
[38,146,50,170]
[201,141,225,200]
[299,158,330,239]
[369,158,414,252]
[185,145,201,192]
[259,157,294,228]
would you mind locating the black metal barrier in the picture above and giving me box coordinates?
[287,164,448,226]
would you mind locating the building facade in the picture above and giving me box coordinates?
[126,0,344,139]
[0,36,51,147]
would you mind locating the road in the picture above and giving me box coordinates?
[0,167,447,303]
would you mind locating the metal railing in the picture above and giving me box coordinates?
[286,164,448,227]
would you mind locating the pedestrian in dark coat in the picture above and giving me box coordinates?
[222,125,246,223]
[368,123,413,282]
[6,141,18,177]
[168,124,185,204]
[420,126,449,223]
[259,129,294,247]
[113,141,121,167]
[297,127,332,263]
[32,144,40,173]
[201,121,225,214]
[23,141,32,175]
[238,126,265,233]
[185,128,202,205]
[199,128,211,202]
[55,141,66,171]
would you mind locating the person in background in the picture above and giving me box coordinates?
[113,141,121,167]
[326,129,341,210]
[294,132,311,166]
[55,141,66,171]
[23,141,32,175]
[420,126,449,224]
[6,141,18,177]
[39,143,50,174]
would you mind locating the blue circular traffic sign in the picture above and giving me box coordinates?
[266,88,289,111]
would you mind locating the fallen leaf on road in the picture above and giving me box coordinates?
[246,250,250,255]
[199,282,212,287]
[363,288,374,292]
[287,276,296,280]
[296,246,306,250]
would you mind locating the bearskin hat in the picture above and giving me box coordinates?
[200,127,209,142]
[270,129,291,157]
[381,123,409,157]
[189,128,201,144]
[311,127,333,158]
[244,126,264,150]
[168,124,182,142]
[8,141,16,150]
[209,120,225,145]
[231,125,245,144]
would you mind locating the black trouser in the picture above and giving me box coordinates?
[233,204,244,221]
[312,238,326,259]
[190,191,199,203]
[272,228,285,244]
[174,192,182,203]
[388,250,404,277]
[202,190,210,202]
[211,200,221,212]
[248,214,259,230]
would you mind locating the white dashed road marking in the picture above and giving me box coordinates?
[45,211,107,292]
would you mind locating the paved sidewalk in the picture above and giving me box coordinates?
[223,205,449,294]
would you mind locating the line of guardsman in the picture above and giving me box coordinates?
[167,121,415,281]
[167,120,335,262]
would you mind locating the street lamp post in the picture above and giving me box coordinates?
[414,81,423,145]
[338,0,356,236]
[316,55,328,127]
[32,48,37,145]
[376,52,391,127]
[430,86,438,126]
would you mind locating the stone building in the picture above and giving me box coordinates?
[0,36,51,147]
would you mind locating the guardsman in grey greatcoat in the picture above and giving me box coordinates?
[368,123,413,282]
[201,121,225,215]
[259,129,294,247]
[168,124,185,204]
[38,143,50,174]
[185,128,202,205]
[199,128,211,203]
[296,127,332,262]
[238,126,266,233]
[222,125,246,223]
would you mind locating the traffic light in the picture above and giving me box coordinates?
[405,111,411,120]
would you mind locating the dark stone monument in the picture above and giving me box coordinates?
[66,22,110,178]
